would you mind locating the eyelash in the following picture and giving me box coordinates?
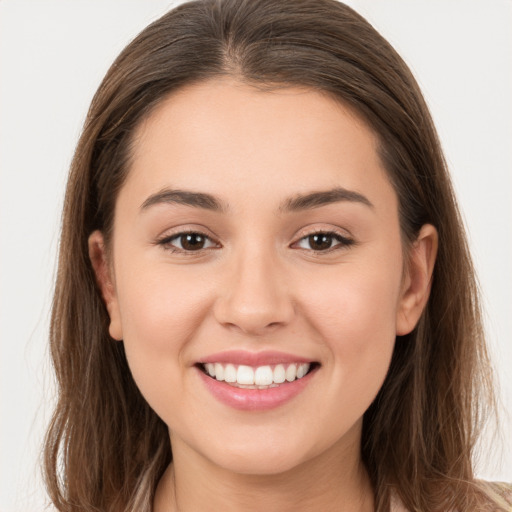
[293,230,355,252]
[156,230,218,254]
[156,229,355,255]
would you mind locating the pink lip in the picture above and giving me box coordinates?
[196,364,318,411]
[199,350,313,367]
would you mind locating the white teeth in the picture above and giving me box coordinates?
[237,365,254,385]
[285,364,297,382]
[203,362,313,386]
[224,364,237,383]
[214,363,224,381]
[254,365,273,386]
[273,364,286,384]
[297,363,309,378]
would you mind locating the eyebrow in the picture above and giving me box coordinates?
[140,186,373,213]
[141,188,226,212]
[280,187,374,212]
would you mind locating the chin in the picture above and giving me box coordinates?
[192,427,318,477]
[213,449,308,477]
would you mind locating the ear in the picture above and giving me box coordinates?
[88,230,123,341]
[396,224,438,336]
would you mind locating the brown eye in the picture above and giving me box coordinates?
[294,231,354,252]
[308,233,333,251]
[180,233,206,250]
[159,231,217,252]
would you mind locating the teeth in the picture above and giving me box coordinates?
[237,365,254,385]
[285,364,297,382]
[214,363,224,381]
[273,364,286,384]
[202,362,311,387]
[224,364,237,383]
[254,366,273,386]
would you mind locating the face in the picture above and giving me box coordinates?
[90,78,435,476]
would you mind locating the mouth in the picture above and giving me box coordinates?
[195,350,320,410]
[197,361,319,389]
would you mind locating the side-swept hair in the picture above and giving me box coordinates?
[44,1,505,510]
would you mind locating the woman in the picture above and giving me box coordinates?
[43,0,511,510]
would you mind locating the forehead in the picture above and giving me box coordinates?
[122,78,396,215]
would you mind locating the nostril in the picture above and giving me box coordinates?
[212,283,295,335]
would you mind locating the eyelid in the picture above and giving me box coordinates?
[290,227,356,252]
[155,223,219,242]
[155,227,221,254]
[292,222,354,239]
[154,225,355,255]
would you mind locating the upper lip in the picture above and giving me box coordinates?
[198,350,316,367]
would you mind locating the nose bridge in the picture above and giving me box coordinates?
[214,240,294,334]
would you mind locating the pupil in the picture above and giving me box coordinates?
[182,233,205,250]
[310,234,332,250]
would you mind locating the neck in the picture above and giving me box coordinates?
[154,424,374,512]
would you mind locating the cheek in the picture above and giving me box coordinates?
[302,257,402,394]
[307,262,401,340]
[113,256,214,408]
[115,250,217,338]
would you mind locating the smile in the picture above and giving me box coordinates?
[196,352,319,411]
[201,362,312,389]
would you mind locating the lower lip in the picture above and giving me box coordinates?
[197,366,317,411]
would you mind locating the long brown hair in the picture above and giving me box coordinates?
[44,1,506,510]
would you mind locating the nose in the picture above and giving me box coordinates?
[213,245,295,335]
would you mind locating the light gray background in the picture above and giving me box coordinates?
[1,1,511,510]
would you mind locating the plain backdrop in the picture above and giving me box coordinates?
[1,1,511,510]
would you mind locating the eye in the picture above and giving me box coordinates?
[294,231,354,252]
[158,231,218,252]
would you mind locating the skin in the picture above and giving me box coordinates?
[89,78,437,511]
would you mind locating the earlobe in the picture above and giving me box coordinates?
[88,230,123,341]
[396,224,438,336]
